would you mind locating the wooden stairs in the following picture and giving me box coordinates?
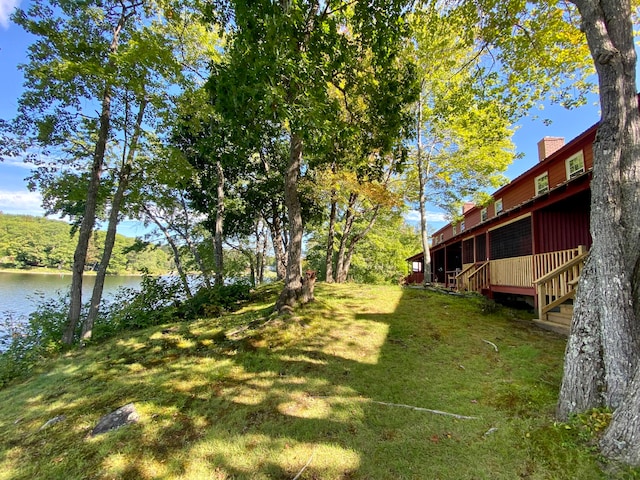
[533,246,588,336]
[533,302,573,336]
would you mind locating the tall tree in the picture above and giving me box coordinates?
[11,0,145,344]
[554,0,640,465]
[211,0,417,311]
[440,0,639,463]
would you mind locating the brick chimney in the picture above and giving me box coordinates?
[462,202,475,214]
[537,136,565,162]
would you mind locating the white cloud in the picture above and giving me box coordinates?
[3,158,34,170]
[0,0,19,29]
[0,190,44,216]
[404,210,448,224]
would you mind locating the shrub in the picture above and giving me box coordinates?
[179,280,252,318]
[0,295,68,387]
[93,273,185,340]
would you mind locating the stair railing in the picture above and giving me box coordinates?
[533,246,588,320]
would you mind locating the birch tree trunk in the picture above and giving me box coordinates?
[334,193,357,283]
[325,195,337,283]
[143,206,192,298]
[416,90,432,285]
[214,160,225,287]
[269,207,287,280]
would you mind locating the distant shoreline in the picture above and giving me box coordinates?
[0,268,144,277]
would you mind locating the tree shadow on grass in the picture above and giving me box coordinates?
[0,286,599,479]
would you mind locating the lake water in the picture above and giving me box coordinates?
[0,271,142,321]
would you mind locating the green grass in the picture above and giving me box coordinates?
[0,283,633,479]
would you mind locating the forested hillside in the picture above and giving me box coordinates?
[0,213,170,274]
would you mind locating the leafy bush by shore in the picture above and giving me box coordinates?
[0,275,253,387]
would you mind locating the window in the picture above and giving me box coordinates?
[460,221,465,232]
[452,224,457,235]
[566,151,585,179]
[412,261,422,272]
[481,208,488,222]
[495,199,503,215]
[535,172,549,195]
[439,233,444,243]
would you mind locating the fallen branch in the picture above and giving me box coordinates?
[370,400,479,420]
[292,450,315,480]
[482,339,498,352]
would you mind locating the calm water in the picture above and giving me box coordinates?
[0,271,142,321]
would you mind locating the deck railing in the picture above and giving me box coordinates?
[533,247,588,319]
[490,256,534,287]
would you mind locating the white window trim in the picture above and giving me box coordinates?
[535,172,549,196]
[494,199,503,215]
[565,150,585,180]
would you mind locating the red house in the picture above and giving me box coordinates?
[406,127,596,333]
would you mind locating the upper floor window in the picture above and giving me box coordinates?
[566,151,585,180]
[452,224,457,235]
[460,221,465,232]
[481,208,488,222]
[495,199,503,215]
[535,172,549,195]
[439,233,444,243]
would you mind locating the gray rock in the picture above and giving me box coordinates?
[90,403,139,436]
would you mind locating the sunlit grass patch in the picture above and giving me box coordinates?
[0,283,630,479]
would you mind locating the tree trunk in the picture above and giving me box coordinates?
[144,206,192,298]
[269,206,287,280]
[558,0,640,464]
[214,160,225,287]
[62,11,128,345]
[63,85,111,345]
[276,133,305,312]
[557,256,605,419]
[325,194,337,283]
[416,89,432,285]
[340,205,381,283]
[254,219,267,284]
[334,193,357,283]
[82,97,147,341]
[81,164,130,340]
[174,193,211,289]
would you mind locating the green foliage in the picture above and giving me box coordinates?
[179,281,252,318]
[94,274,185,338]
[0,295,68,387]
[0,213,170,273]
[307,211,420,284]
[559,408,614,443]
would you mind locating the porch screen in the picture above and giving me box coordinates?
[475,234,487,261]
[489,217,532,260]
[462,238,474,264]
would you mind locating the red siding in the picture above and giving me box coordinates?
[534,191,592,253]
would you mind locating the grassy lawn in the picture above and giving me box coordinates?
[0,283,629,479]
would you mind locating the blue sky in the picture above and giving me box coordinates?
[0,0,603,236]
